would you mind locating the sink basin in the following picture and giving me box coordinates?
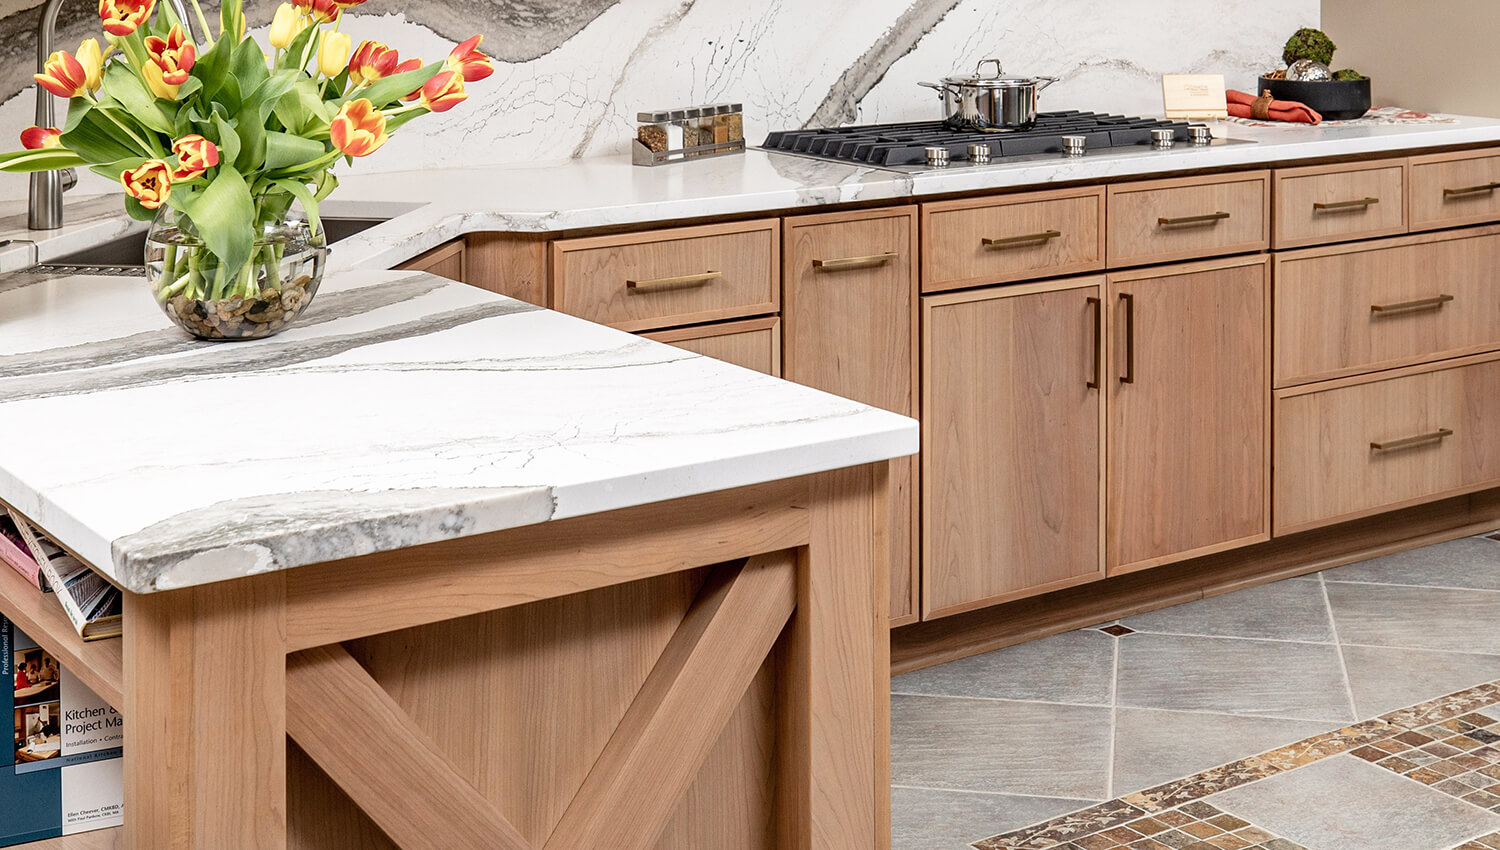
[44,215,398,269]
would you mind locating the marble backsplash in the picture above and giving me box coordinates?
[0,0,1318,200]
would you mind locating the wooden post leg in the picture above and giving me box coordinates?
[123,573,287,849]
[779,464,888,849]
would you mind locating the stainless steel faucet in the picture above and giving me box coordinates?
[29,0,75,230]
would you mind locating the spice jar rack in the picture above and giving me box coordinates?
[633,103,745,166]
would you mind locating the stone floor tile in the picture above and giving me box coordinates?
[1111,708,1336,795]
[1206,755,1500,850]
[889,786,1086,850]
[1327,582,1500,655]
[892,628,1116,705]
[1119,580,1335,643]
[892,693,1112,799]
[1341,645,1500,717]
[1116,633,1354,722]
[1321,537,1500,591]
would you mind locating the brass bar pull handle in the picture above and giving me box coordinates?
[1313,197,1379,211]
[811,251,899,271]
[1370,428,1453,453]
[1370,294,1455,315]
[982,230,1062,248]
[1157,211,1230,227]
[1119,292,1135,385]
[1443,182,1500,197]
[626,270,721,291]
[1086,296,1102,390]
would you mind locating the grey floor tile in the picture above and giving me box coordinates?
[1327,582,1500,654]
[1119,579,1335,643]
[891,694,1112,799]
[1111,707,1337,795]
[891,629,1115,705]
[1207,754,1500,850]
[1116,633,1354,722]
[890,787,1088,850]
[1341,644,1500,717]
[1322,537,1500,591]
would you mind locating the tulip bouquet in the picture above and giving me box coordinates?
[0,0,491,336]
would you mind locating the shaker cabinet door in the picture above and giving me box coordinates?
[921,277,1105,619]
[1106,256,1270,574]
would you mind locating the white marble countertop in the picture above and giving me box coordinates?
[0,269,918,593]
[6,114,1500,275]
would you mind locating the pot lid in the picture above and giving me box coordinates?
[942,58,1045,87]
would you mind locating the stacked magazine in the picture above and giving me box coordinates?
[0,509,121,642]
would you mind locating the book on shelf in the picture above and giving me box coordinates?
[0,512,39,589]
[4,509,122,642]
[2,614,124,846]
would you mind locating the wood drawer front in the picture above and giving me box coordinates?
[1411,150,1500,230]
[643,316,781,376]
[552,220,778,332]
[920,189,1104,292]
[1274,229,1500,387]
[1273,162,1407,248]
[1106,173,1269,266]
[1274,355,1500,535]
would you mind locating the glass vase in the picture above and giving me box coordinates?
[145,206,327,341]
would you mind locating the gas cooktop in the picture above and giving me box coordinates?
[761,111,1250,173]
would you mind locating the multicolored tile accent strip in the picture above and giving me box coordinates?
[973,680,1500,850]
[1450,831,1500,850]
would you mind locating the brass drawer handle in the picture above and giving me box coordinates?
[1443,182,1500,197]
[982,230,1062,248]
[1157,211,1230,227]
[811,251,898,271]
[1313,197,1379,211]
[1371,428,1453,453]
[1370,294,1455,315]
[1119,292,1135,384]
[625,270,721,291]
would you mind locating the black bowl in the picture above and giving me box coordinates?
[1257,76,1372,121]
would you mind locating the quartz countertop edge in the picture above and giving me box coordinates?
[0,268,918,593]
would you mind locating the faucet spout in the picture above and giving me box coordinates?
[29,0,70,231]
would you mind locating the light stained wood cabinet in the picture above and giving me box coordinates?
[922,277,1105,619]
[1410,149,1500,231]
[783,207,919,625]
[920,188,1104,293]
[1274,226,1500,387]
[1274,352,1500,535]
[1273,160,1407,249]
[644,317,781,376]
[1107,255,1271,574]
[396,238,466,282]
[1106,172,1270,267]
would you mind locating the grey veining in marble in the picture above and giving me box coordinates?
[0,268,917,593]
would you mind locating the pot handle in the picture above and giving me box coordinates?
[917,80,952,99]
[975,58,1004,78]
[1035,75,1061,91]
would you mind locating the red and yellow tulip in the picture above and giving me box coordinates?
[419,70,466,113]
[120,160,171,209]
[445,35,493,83]
[348,40,399,86]
[395,58,424,101]
[170,134,219,180]
[34,50,89,98]
[291,0,340,24]
[97,0,154,37]
[145,26,196,87]
[20,127,62,150]
[76,39,105,93]
[329,99,388,157]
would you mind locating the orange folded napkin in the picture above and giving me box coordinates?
[1226,89,1322,124]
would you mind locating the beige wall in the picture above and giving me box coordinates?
[1322,0,1500,117]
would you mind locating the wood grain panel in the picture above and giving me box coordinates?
[1411,148,1500,230]
[921,277,1105,619]
[920,188,1104,292]
[465,232,550,306]
[1107,256,1270,574]
[1107,172,1269,267]
[644,316,781,376]
[1273,159,1407,248]
[1274,226,1500,386]
[783,207,918,627]
[552,219,778,332]
[395,238,465,282]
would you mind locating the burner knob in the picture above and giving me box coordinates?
[967,143,991,164]
[1189,125,1213,145]
[926,146,951,167]
[1151,128,1175,149]
[1061,135,1086,157]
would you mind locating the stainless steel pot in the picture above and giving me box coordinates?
[918,59,1059,130]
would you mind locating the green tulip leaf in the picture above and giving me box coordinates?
[0,147,88,174]
[265,132,325,172]
[176,163,256,288]
[353,62,442,110]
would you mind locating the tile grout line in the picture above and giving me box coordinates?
[1323,577,1500,594]
[889,689,1353,725]
[1320,572,1362,721]
[889,784,1101,803]
[1104,631,1120,801]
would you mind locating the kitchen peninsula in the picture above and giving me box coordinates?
[0,268,917,848]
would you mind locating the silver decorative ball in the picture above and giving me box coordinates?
[1287,59,1332,82]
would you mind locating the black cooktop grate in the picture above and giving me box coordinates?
[762,111,1198,167]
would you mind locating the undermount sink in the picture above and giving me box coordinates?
[45,215,395,270]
